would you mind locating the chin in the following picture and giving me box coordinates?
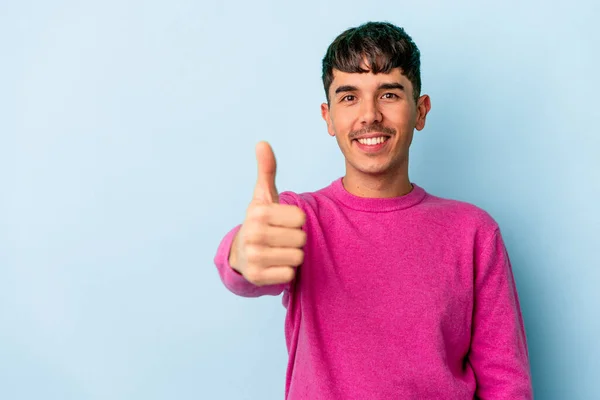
[352,163,393,176]
[350,156,406,176]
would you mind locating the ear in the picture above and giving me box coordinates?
[415,95,431,131]
[321,102,335,137]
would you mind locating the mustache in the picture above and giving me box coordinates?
[349,124,396,140]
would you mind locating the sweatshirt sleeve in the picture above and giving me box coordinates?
[213,224,289,297]
[469,228,533,399]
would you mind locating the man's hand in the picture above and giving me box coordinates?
[229,141,306,286]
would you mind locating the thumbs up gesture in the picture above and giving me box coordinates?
[229,142,307,286]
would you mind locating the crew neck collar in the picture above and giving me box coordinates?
[327,177,427,212]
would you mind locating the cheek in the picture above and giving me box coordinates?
[384,107,414,129]
[330,113,351,136]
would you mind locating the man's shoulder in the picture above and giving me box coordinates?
[277,179,338,207]
[279,182,500,231]
[278,185,330,209]
[419,190,499,231]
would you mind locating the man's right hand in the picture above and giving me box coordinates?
[229,141,307,286]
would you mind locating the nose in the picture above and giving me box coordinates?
[359,98,383,125]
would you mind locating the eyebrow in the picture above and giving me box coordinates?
[379,83,405,92]
[334,85,358,94]
[334,82,405,95]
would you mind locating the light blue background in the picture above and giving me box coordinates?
[1,1,598,399]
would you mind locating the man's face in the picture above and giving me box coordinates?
[321,67,430,178]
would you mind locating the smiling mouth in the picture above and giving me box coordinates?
[354,136,390,146]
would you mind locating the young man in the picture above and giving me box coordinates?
[214,22,533,399]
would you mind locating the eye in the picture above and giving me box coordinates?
[382,93,399,99]
[341,95,356,102]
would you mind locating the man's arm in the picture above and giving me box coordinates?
[469,228,533,399]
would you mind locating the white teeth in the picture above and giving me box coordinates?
[357,136,388,145]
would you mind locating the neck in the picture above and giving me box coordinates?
[342,169,413,198]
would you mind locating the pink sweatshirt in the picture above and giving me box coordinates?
[214,178,533,399]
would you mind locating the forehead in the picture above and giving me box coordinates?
[330,67,411,91]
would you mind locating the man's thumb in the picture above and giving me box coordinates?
[253,141,279,203]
